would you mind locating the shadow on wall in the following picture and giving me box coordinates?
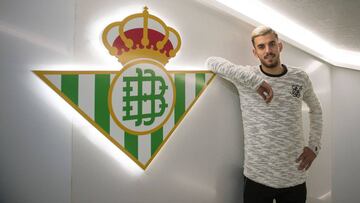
[216,166,244,203]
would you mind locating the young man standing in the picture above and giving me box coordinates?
[206,26,323,203]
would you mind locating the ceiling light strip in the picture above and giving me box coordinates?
[200,0,360,70]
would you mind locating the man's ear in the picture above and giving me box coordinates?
[252,48,258,58]
[279,41,283,52]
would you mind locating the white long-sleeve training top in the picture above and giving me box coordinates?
[206,57,323,188]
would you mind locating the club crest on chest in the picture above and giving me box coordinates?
[290,84,303,98]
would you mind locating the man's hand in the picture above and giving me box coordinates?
[296,147,316,171]
[257,81,273,103]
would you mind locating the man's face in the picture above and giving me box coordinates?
[252,33,283,68]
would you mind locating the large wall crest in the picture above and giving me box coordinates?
[34,7,214,169]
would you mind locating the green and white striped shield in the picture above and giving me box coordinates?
[34,66,214,170]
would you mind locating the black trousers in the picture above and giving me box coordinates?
[243,177,307,203]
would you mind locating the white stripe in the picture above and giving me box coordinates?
[163,111,174,140]
[109,73,125,146]
[110,73,119,113]
[78,74,95,119]
[110,117,124,146]
[138,134,151,164]
[46,74,61,90]
[163,73,175,139]
[185,74,196,109]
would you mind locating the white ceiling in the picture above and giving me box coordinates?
[257,0,360,52]
[199,0,360,70]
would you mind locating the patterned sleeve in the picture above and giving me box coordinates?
[206,57,264,90]
[302,72,323,155]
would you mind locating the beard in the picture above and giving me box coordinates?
[260,53,279,68]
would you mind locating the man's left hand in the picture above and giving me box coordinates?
[296,147,316,171]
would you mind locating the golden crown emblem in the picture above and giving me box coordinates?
[102,7,181,66]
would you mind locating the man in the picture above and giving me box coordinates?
[206,26,322,203]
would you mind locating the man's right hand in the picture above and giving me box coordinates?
[257,81,273,103]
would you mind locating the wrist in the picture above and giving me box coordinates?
[307,145,320,156]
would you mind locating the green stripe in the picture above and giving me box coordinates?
[95,74,110,133]
[195,73,206,96]
[61,75,78,105]
[125,132,138,158]
[151,128,163,155]
[174,73,185,123]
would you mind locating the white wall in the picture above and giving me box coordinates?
[331,67,360,203]
[1,0,350,202]
[0,0,74,203]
